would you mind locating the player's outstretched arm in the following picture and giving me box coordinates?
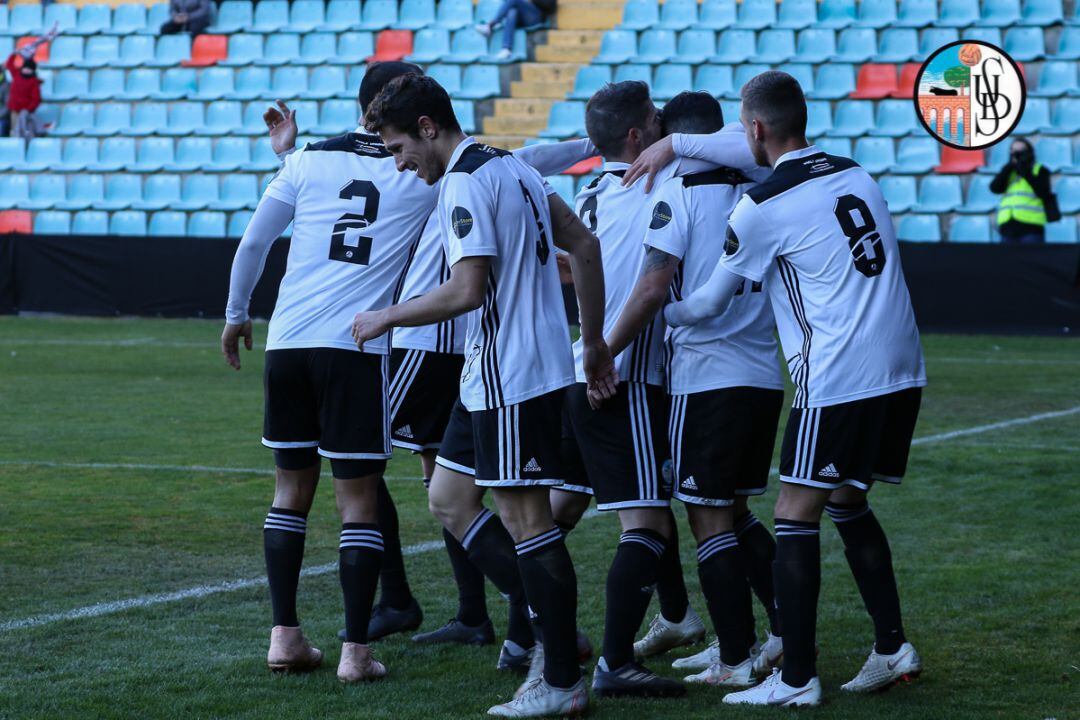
[264,100,298,158]
[548,193,618,406]
[664,262,744,329]
[606,248,679,358]
[351,257,491,350]
[221,196,295,370]
[623,124,759,191]
[512,138,597,178]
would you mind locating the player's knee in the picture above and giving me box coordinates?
[774,484,829,522]
[617,507,671,538]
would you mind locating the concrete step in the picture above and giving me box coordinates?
[483,115,549,135]
[511,80,575,98]
[475,134,532,150]
[544,29,606,48]
[520,62,584,83]
[556,3,625,30]
[535,46,597,62]
[494,97,555,117]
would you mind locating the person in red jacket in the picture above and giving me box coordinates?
[6,24,58,139]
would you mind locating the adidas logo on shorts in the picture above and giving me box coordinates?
[818,463,840,478]
[681,476,698,490]
[396,425,414,439]
[523,457,542,473]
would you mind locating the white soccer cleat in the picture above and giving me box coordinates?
[488,677,590,718]
[841,642,922,693]
[752,632,784,676]
[671,638,719,670]
[683,657,755,687]
[722,669,822,707]
[513,643,545,699]
[633,607,707,659]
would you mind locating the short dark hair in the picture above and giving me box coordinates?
[358,61,423,113]
[661,91,724,136]
[364,74,461,137]
[740,70,807,140]
[585,81,654,158]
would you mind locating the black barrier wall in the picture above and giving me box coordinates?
[1,234,1079,335]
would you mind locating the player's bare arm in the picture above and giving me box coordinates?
[351,256,491,350]
[606,247,679,358]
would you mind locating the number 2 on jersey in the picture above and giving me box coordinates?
[833,194,886,278]
[328,180,381,265]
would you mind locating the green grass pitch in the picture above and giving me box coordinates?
[0,316,1077,719]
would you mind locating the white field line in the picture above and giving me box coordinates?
[0,459,410,480]
[0,406,1076,633]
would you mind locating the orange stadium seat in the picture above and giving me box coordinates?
[0,210,33,235]
[936,147,985,174]
[370,29,414,62]
[15,36,50,64]
[850,64,898,99]
[182,34,228,67]
[563,156,602,176]
[891,63,921,99]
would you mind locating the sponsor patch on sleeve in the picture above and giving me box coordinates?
[649,201,672,230]
[724,226,740,256]
[451,206,474,239]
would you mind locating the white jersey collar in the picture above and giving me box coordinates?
[774,144,821,169]
[601,161,631,173]
[446,136,478,173]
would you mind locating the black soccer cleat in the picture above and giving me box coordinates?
[497,640,535,674]
[411,618,496,646]
[591,658,688,699]
[336,598,424,642]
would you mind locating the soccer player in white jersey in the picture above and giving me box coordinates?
[605,90,787,689]
[356,74,616,717]
[652,71,927,706]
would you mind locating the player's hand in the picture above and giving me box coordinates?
[221,320,253,371]
[583,339,618,409]
[622,135,675,193]
[351,310,390,351]
[264,100,298,156]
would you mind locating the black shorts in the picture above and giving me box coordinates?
[564,382,672,511]
[388,348,464,452]
[262,348,391,461]
[669,387,784,507]
[437,390,568,487]
[779,387,923,491]
[554,402,593,496]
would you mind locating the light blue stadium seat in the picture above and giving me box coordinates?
[853,137,896,173]
[142,2,170,32]
[298,32,338,65]
[200,101,244,136]
[614,63,652,85]
[0,5,8,34]
[287,0,327,33]
[475,0,502,24]
[319,0,361,30]
[135,174,182,210]
[160,102,205,137]
[870,100,918,136]
[258,33,301,66]
[777,0,818,28]
[1012,98,1050,134]
[208,0,253,33]
[407,28,451,62]
[44,37,84,68]
[72,210,109,234]
[90,137,135,171]
[192,67,234,100]
[569,65,611,100]
[720,99,742,123]
[189,211,228,238]
[165,137,213,172]
[938,0,981,26]
[127,137,174,172]
[817,0,856,27]
[221,34,263,66]
[228,210,254,237]
[949,216,991,243]
[1046,219,1077,244]
[269,66,309,98]
[854,0,896,26]
[964,26,1002,45]
[976,140,1011,174]
[711,29,755,62]
[0,138,24,172]
[1034,137,1072,171]
[458,65,501,100]
[981,0,1022,26]
[539,101,586,138]
[333,31,375,64]
[253,1,291,33]
[918,29,959,59]
[20,138,62,172]
[74,5,112,36]
[84,102,130,137]
[877,29,919,62]
[116,35,155,68]
[8,4,43,36]
[657,0,698,30]
[1033,61,1078,97]
[914,175,963,213]
[833,27,877,62]
[110,210,147,236]
[734,63,770,96]
[148,210,187,236]
[452,100,476,133]
[795,28,835,62]
[443,29,487,62]
[1004,27,1045,61]
[774,62,815,95]
[359,0,398,30]
[698,0,737,29]
[1054,27,1080,60]
[50,69,89,102]
[302,65,346,99]
[44,3,78,33]
[211,174,259,210]
[52,103,97,137]
[653,64,693,100]
[313,99,357,134]
[153,67,197,100]
[1047,98,1080,134]
[637,29,678,64]
[828,100,875,137]
[894,137,939,174]
[1058,177,1080,213]
[595,30,637,64]
[896,215,941,242]
[95,174,142,210]
[85,68,124,101]
[399,0,436,30]
[77,35,119,69]
[174,174,220,211]
[206,138,252,172]
[757,29,796,63]
[693,64,734,97]
[426,63,462,93]
[57,174,104,210]
[229,66,272,100]
[22,174,66,210]
[674,29,714,63]
[486,31,527,62]
[959,175,998,212]
[880,176,917,212]
[435,0,473,29]
[621,0,659,30]
[241,102,272,135]
[289,101,320,131]
[148,34,190,67]
[735,0,776,29]
[805,100,833,137]
[809,63,855,98]
[545,175,575,205]
[34,211,72,234]
[816,137,852,157]
[896,0,938,26]
[0,175,31,210]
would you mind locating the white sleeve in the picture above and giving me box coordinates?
[263,148,301,206]
[441,173,498,266]
[671,122,762,176]
[718,195,781,283]
[512,138,597,178]
[224,196,295,324]
[642,178,690,260]
[663,264,745,328]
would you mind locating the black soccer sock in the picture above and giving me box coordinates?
[339,523,384,644]
[735,511,781,636]
[773,519,821,688]
[601,529,666,669]
[516,528,581,689]
[461,509,533,649]
[656,508,690,624]
[376,478,413,610]
[443,527,489,627]
[826,501,906,655]
[697,531,755,666]
[263,507,307,627]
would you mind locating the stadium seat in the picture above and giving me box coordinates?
[657,0,698,31]
[285,0,326,33]
[135,174,182,210]
[334,31,376,64]
[891,63,921,98]
[164,137,213,172]
[735,0,776,29]
[200,101,245,136]
[896,0,938,26]
[1058,178,1080,213]
[110,210,148,236]
[594,30,637,64]
[148,210,187,236]
[0,138,24,172]
[959,175,998,213]
[570,65,611,100]
[1047,99,1080,134]
[1033,61,1078,97]
[853,137,896,173]
[20,137,63,172]
[34,210,71,235]
[828,100,875,137]
[711,29,756,62]
[805,100,833,137]
[51,69,90,102]
[851,64,898,98]
[95,174,142,210]
[84,103,130,137]
[484,29,527,62]
[229,66,272,100]
[73,210,109,235]
[614,63,652,85]
[51,103,95,137]
[301,65,347,99]
[191,67,233,100]
[539,101,586,139]
[1046,220,1077,243]
[172,175,220,211]
[949,216,991,243]
[9,3,45,35]
[776,63,815,97]
[976,141,1012,174]
[896,215,941,242]
[229,210,254,237]
[675,29,715,64]
[211,174,259,211]
[877,29,919,62]
[208,1,253,33]
[938,0,981,26]
[116,35,155,68]
[871,99,919,136]
[43,36,83,68]
[91,137,136,171]
[894,137,940,174]
[474,0,502,25]
[427,63,463,94]
[733,63,769,95]
[359,0,399,30]
[913,175,963,212]
[636,30,677,64]
[854,0,897,26]
[57,174,105,210]
[320,0,362,30]
[1004,27,1046,62]
[148,34,191,67]
[698,0,737,29]
[312,99,357,134]
[207,138,253,172]
[1033,137,1072,172]
[917,29,959,60]
[74,5,112,36]
[981,0,1022,26]
[757,29,796,63]
[621,0,659,30]
[108,4,147,35]
[266,66,308,99]
[399,0,436,30]
[966,24,1002,43]
[0,175,30,210]
[144,3,172,33]
[653,64,694,100]
[692,64,734,97]
[155,67,197,100]
[1055,27,1080,60]
[879,176,917,212]
[184,34,228,68]
[292,32,336,65]
[258,33,301,66]
[832,27,877,62]
[0,210,32,234]
[253,1,291,33]
[407,28,450,62]
[220,34,263,66]
[189,211,228,238]
[453,99,476,133]
[1012,98,1050,134]
[790,28,833,63]
[43,3,78,34]
[85,68,125,101]
[238,138,274,172]
[241,102,273,135]
[775,0,817,28]
[435,0,473,29]
[126,137,174,173]
[371,29,414,61]
[815,137,852,157]
[160,102,205,137]
[936,147,985,173]
[458,64,501,100]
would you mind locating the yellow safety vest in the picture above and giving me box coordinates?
[997,163,1046,227]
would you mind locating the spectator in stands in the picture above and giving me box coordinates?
[475,0,555,60]
[6,24,58,139]
[160,0,213,36]
[0,73,10,138]
[991,138,1056,244]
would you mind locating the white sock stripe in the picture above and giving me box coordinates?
[514,527,562,555]
[340,529,384,540]
[825,504,872,522]
[734,513,760,535]
[697,539,739,562]
[338,540,385,551]
[698,532,738,551]
[265,513,306,528]
[775,526,820,536]
[461,508,494,550]
[263,521,306,534]
[619,533,665,557]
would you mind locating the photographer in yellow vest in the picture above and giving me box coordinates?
[990,138,1054,244]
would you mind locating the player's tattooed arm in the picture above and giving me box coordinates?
[606,248,679,359]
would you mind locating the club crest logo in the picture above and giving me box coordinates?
[914,40,1026,150]
[451,206,473,238]
[650,201,672,230]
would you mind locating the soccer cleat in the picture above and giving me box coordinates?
[671,638,718,670]
[722,669,822,707]
[337,642,387,683]
[497,640,535,674]
[633,607,707,659]
[841,642,922,693]
[412,618,496,646]
[368,598,424,641]
[592,657,687,698]
[514,644,545,698]
[267,625,323,673]
[752,632,784,677]
[488,677,590,718]
[683,657,755,687]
